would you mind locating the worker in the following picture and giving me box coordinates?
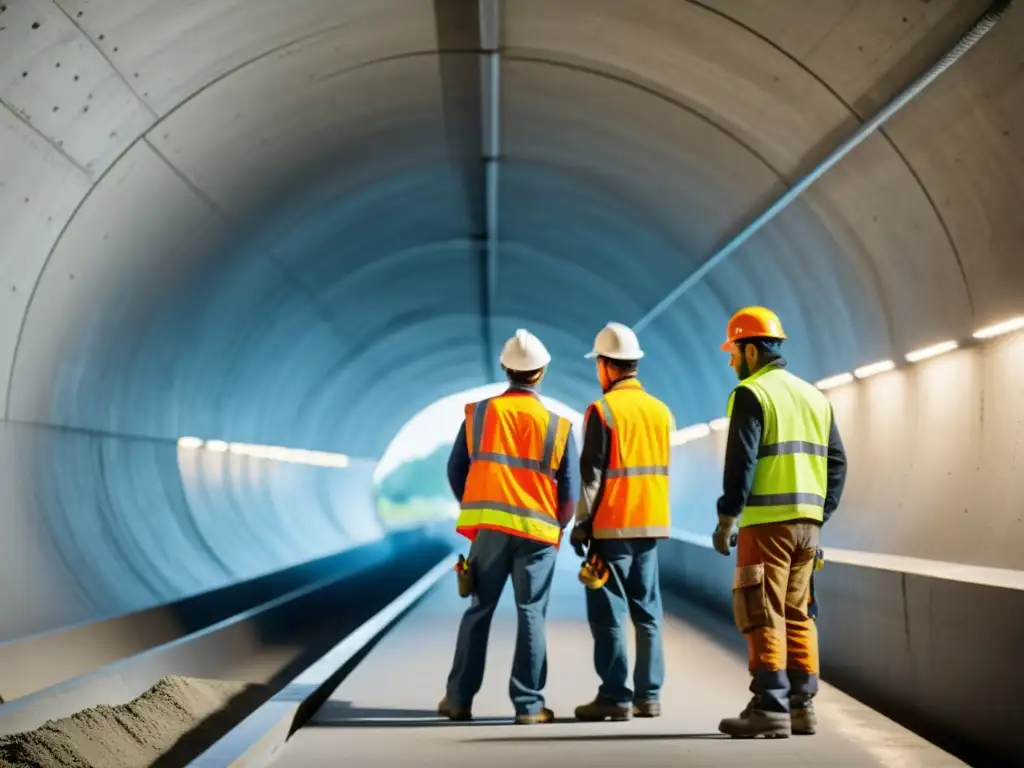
[711,306,848,739]
[438,329,579,725]
[570,323,675,722]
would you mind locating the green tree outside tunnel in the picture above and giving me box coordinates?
[375,444,458,527]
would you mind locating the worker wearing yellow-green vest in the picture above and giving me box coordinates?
[711,307,848,739]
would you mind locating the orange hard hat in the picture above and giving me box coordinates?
[721,306,787,351]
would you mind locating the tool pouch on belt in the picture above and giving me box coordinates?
[732,563,771,634]
[455,554,474,598]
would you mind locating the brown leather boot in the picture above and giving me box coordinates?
[438,696,472,721]
[515,708,555,725]
[790,697,817,735]
[633,700,661,718]
[718,697,791,739]
[575,698,632,722]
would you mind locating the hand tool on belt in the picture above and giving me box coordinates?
[454,554,474,598]
[809,546,823,620]
[578,548,610,590]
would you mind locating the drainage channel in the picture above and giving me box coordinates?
[190,553,458,767]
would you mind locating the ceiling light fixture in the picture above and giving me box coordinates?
[854,360,896,379]
[905,340,958,363]
[973,316,1024,340]
[815,373,854,390]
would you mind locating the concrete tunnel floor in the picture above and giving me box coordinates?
[275,548,966,768]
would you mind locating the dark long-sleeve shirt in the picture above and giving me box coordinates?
[574,376,675,526]
[716,362,848,524]
[575,407,610,526]
[447,398,580,529]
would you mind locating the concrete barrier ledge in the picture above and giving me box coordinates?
[659,536,1024,766]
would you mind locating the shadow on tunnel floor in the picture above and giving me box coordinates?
[460,733,729,744]
[309,701,515,728]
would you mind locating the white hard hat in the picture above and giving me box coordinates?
[585,322,645,361]
[500,329,552,372]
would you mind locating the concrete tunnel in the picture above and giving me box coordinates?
[1,0,1023,765]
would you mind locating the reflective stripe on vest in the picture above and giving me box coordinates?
[590,378,673,539]
[726,365,832,528]
[457,392,571,545]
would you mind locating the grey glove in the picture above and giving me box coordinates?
[712,514,737,556]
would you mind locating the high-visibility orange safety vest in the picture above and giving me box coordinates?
[589,378,674,539]
[457,391,573,546]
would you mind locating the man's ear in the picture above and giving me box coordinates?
[745,343,758,369]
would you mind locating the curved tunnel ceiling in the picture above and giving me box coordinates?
[2,0,1020,461]
[1,0,1023,638]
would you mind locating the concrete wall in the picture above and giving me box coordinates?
[664,326,1024,764]
[0,421,383,642]
[669,328,1024,570]
[660,537,1023,766]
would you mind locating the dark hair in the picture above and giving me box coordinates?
[738,337,784,358]
[506,368,543,386]
[598,356,639,374]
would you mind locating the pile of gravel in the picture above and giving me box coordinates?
[0,675,269,768]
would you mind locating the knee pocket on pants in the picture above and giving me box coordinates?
[732,563,771,633]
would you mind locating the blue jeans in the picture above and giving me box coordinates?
[445,529,558,715]
[585,538,665,707]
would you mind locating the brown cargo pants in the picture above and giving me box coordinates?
[732,521,820,709]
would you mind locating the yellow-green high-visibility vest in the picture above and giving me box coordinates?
[726,364,832,528]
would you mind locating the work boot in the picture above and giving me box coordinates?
[718,697,791,739]
[575,698,632,722]
[633,700,661,718]
[790,696,817,735]
[515,708,555,725]
[438,696,472,722]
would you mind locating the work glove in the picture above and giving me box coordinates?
[570,522,591,559]
[712,514,737,556]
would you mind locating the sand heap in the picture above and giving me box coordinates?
[0,675,268,768]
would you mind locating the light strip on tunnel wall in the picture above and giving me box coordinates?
[973,316,1024,339]
[815,372,855,390]
[905,340,959,363]
[853,360,896,380]
[177,438,350,468]
[667,310,1024,450]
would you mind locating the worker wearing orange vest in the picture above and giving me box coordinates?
[712,307,848,739]
[439,329,579,725]
[570,323,675,722]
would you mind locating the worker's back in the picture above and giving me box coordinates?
[457,391,572,544]
[730,365,832,527]
[590,379,673,539]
